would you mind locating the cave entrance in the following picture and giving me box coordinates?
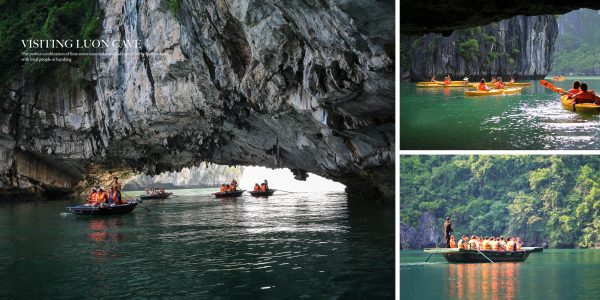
[122,164,345,193]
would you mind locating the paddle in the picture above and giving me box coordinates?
[539,79,567,94]
[424,236,447,262]
[475,247,494,263]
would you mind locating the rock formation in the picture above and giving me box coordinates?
[0,0,395,203]
[400,1,600,35]
[402,15,558,81]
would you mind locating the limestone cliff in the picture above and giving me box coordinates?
[125,164,243,190]
[0,0,395,203]
[401,15,558,81]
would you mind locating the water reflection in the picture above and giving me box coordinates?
[88,219,123,261]
[447,263,521,300]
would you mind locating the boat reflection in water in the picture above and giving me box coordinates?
[88,219,123,261]
[447,262,521,300]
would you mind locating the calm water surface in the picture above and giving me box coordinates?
[0,189,394,299]
[400,77,600,149]
[401,249,600,299]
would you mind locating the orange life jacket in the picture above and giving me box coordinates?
[254,185,260,191]
[482,240,491,251]
[220,186,226,192]
[567,88,580,99]
[497,241,505,252]
[449,239,457,248]
[88,192,97,204]
[517,242,522,251]
[96,192,107,204]
[574,91,600,104]
[478,83,487,91]
[443,79,450,85]
[495,82,505,89]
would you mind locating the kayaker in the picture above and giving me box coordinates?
[477,79,490,91]
[509,76,515,84]
[494,77,506,89]
[566,81,581,99]
[462,77,469,84]
[449,235,457,248]
[430,76,437,82]
[443,217,453,247]
[443,75,451,85]
[468,235,479,250]
[491,77,497,83]
[572,82,600,104]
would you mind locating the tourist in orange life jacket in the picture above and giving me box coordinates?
[506,237,517,252]
[490,237,498,251]
[572,82,600,104]
[494,77,506,89]
[220,184,227,192]
[449,235,457,248]
[86,188,97,206]
[566,81,581,99]
[253,183,260,192]
[457,235,468,249]
[478,79,489,91]
[262,180,269,191]
[516,237,523,251]
[497,236,507,252]
[443,75,451,85]
[230,179,238,191]
[225,184,232,192]
[95,187,108,207]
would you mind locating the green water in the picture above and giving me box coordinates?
[400,77,600,149]
[0,189,394,299]
[401,249,600,299]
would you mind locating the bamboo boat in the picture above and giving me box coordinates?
[423,247,543,263]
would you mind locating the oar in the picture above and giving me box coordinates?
[136,200,153,213]
[539,79,567,94]
[475,248,494,263]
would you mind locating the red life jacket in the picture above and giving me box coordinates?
[495,82,505,89]
[478,83,487,91]
[574,91,600,104]
[567,88,580,99]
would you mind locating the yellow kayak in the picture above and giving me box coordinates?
[471,82,532,88]
[416,82,470,88]
[465,87,523,96]
[561,95,600,114]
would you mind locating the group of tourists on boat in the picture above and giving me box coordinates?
[85,177,125,207]
[219,179,239,192]
[444,217,523,252]
[145,187,167,195]
[564,80,600,105]
[450,235,523,252]
[253,180,269,192]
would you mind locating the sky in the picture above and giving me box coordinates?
[238,166,345,192]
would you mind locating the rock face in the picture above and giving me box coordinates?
[400,213,439,249]
[402,15,558,81]
[400,1,600,35]
[0,0,395,203]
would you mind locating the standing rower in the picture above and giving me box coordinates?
[444,217,454,248]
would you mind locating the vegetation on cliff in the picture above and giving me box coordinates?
[552,9,600,75]
[0,0,102,91]
[401,156,600,248]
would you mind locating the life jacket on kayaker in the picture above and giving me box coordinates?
[495,77,506,89]
[567,81,581,99]
[573,83,600,104]
[478,79,489,91]
[220,184,226,192]
[253,184,260,192]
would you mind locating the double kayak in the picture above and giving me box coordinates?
[212,190,245,198]
[472,82,532,88]
[465,87,523,96]
[561,95,600,114]
[248,189,276,197]
[67,202,138,216]
[139,192,172,200]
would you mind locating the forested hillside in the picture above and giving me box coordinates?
[552,9,600,75]
[401,156,600,248]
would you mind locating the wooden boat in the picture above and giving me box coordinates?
[212,190,245,198]
[248,189,276,197]
[561,95,600,114]
[67,202,138,216]
[139,192,173,200]
[423,247,543,263]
